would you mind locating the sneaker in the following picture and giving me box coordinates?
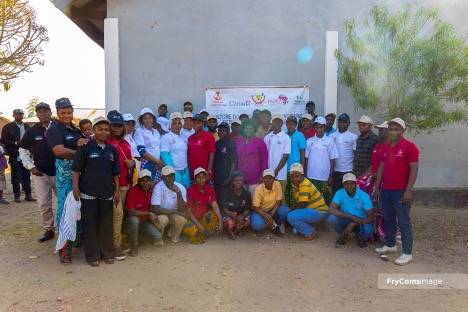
[114,248,126,261]
[335,232,346,247]
[153,239,164,247]
[375,245,398,254]
[272,226,284,237]
[14,197,21,203]
[394,253,412,266]
[0,198,9,205]
[38,230,55,243]
[171,236,180,244]
[279,224,286,235]
[129,248,138,257]
[25,194,36,202]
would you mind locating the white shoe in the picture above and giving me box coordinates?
[279,224,286,235]
[394,253,412,265]
[375,245,398,254]
[153,240,164,247]
[171,236,180,243]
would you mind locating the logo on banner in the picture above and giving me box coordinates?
[278,95,288,105]
[251,92,266,105]
[212,91,224,105]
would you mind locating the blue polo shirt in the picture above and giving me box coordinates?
[332,188,373,218]
[287,130,306,171]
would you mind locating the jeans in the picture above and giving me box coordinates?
[382,189,413,254]
[287,208,327,237]
[250,205,290,231]
[327,215,373,238]
[126,216,162,248]
[9,157,31,197]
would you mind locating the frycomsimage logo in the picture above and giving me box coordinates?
[251,92,266,105]
[212,90,224,105]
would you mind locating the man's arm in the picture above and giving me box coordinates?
[328,202,362,223]
[402,162,419,203]
[274,154,289,177]
[207,152,215,173]
[0,125,18,148]
[372,162,384,201]
[300,149,305,169]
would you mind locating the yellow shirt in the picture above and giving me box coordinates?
[292,178,329,212]
[253,181,283,212]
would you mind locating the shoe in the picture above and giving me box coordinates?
[292,228,298,235]
[356,234,367,248]
[171,236,180,243]
[104,258,114,264]
[25,194,36,202]
[153,239,164,247]
[335,232,346,247]
[394,253,412,266]
[272,226,284,237]
[129,248,138,257]
[114,248,126,261]
[88,261,100,267]
[375,245,398,254]
[304,232,317,241]
[14,197,21,203]
[38,230,55,243]
[279,224,286,235]
[0,198,9,205]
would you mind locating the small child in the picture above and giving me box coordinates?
[79,119,93,138]
[0,145,9,204]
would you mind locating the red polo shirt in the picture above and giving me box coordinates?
[107,137,133,187]
[126,185,152,221]
[300,127,315,139]
[187,130,216,178]
[187,184,217,220]
[370,143,385,173]
[381,137,419,190]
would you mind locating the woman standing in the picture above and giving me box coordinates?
[46,98,87,264]
[106,111,134,260]
[221,172,251,239]
[134,107,164,182]
[160,112,190,188]
[122,113,139,159]
[235,119,268,195]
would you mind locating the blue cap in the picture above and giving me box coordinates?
[55,98,72,109]
[192,113,204,121]
[107,110,124,125]
[218,122,230,130]
[338,113,350,121]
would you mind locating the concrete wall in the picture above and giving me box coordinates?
[108,0,468,188]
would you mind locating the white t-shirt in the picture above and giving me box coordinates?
[181,128,195,140]
[151,181,187,210]
[330,130,357,172]
[264,131,291,180]
[134,127,161,159]
[125,132,139,158]
[305,135,339,181]
[160,131,188,170]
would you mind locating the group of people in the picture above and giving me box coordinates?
[0,98,419,267]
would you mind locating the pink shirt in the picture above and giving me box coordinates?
[236,137,268,185]
[381,138,419,190]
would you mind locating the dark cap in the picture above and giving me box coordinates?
[192,113,204,121]
[35,102,51,112]
[13,109,24,115]
[107,110,124,125]
[55,97,72,109]
[218,122,230,130]
[337,113,350,121]
[159,103,167,108]
[286,116,298,124]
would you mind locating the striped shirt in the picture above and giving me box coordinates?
[292,178,329,212]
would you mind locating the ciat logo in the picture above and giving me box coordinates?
[278,95,288,104]
[251,92,266,105]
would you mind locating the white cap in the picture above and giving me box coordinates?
[314,116,326,125]
[194,167,207,177]
[161,165,175,176]
[139,169,152,179]
[139,107,154,117]
[231,119,241,125]
[357,115,374,125]
[290,163,304,174]
[169,112,183,120]
[388,117,406,130]
[122,113,135,122]
[342,173,357,183]
[262,169,276,178]
[207,115,217,120]
[301,113,313,121]
[375,121,388,129]
[183,111,193,119]
[199,108,209,114]
[157,116,170,132]
[92,116,109,127]
[271,114,283,122]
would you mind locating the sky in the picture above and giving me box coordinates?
[0,0,105,118]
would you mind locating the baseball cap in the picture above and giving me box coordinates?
[157,116,170,132]
[262,169,275,178]
[139,107,155,117]
[55,97,73,110]
[122,113,135,122]
[375,121,388,129]
[388,117,406,130]
[290,163,304,174]
[342,173,357,183]
[192,114,204,121]
[231,119,241,125]
[169,112,183,120]
[194,167,207,177]
[139,169,152,179]
[286,116,298,124]
[357,115,373,125]
[207,115,217,121]
[199,109,209,115]
[92,116,110,127]
[301,113,313,121]
[183,111,193,119]
[337,113,350,121]
[12,109,24,115]
[35,102,51,112]
[314,116,326,125]
[218,122,229,130]
[271,114,283,122]
[108,113,124,125]
[161,165,175,176]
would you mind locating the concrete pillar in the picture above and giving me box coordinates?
[324,31,338,116]
[104,18,120,113]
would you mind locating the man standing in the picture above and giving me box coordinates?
[299,113,315,139]
[187,114,216,181]
[325,113,337,136]
[181,111,195,139]
[183,101,193,113]
[374,118,419,266]
[330,113,357,194]
[19,103,56,242]
[1,109,34,202]
[353,115,379,177]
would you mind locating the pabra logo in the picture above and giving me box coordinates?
[251,92,266,105]
[278,95,288,104]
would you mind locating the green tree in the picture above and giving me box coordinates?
[0,0,48,91]
[335,5,467,131]
[26,96,39,117]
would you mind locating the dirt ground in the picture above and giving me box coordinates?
[0,185,467,312]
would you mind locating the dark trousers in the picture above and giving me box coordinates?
[81,198,114,262]
[9,157,31,197]
[382,189,413,254]
[332,171,350,195]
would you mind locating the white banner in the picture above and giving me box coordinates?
[205,86,309,122]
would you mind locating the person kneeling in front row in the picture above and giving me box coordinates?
[327,173,374,248]
[151,165,188,243]
[126,169,164,257]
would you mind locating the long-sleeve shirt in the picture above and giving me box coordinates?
[235,137,268,185]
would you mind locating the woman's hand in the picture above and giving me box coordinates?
[125,159,134,168]
[72,186,80,201]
